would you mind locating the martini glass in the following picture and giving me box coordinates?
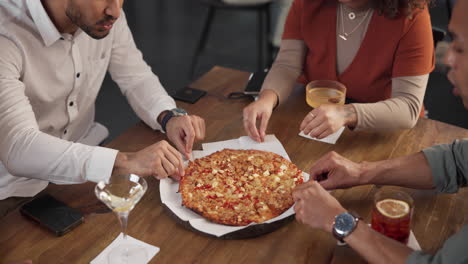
[95,174,148,264]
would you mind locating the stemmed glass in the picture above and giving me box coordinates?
[95,174,148,264]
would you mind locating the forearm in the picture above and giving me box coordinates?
[262,39,305,105]
[1,128,117,184]
[359,152,434,189]
[352,75,428,131]
[345,222,413,264]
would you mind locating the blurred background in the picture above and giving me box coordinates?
[95,0,467,143]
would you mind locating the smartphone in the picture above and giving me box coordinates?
[244,68,269,95]
[173,87,207,104]
[20,194,84,236]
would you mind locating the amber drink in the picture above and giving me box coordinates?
[306,80,346,108]
[371,189,413,244]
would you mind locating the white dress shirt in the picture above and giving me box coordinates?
[0,0,176,199]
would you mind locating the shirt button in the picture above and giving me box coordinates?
[69,101,74,107]
[76,73,81,78]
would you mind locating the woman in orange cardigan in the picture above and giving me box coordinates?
[243,0,434,142]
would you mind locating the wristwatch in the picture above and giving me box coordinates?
[161,108,188,132]
[332,211,361,243]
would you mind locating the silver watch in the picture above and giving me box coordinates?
[332,212,361,243]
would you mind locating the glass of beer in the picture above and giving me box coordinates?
[371,188,413,244]
[305,80,346,108]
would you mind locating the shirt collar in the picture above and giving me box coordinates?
[26,0,62,47]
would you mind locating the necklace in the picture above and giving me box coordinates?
[339,4,371,41]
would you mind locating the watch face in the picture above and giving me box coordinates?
[334,213,355,236]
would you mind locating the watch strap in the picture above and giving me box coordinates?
[161,111,174,132]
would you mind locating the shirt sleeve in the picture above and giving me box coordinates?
[0,36,117,184]
[422,139,468,193]
[392,7,434,77]
[352,74,428,131]
[108,11,176,131]
[282,0,303,40]
[262,39,306,105]
[406,226,468,264]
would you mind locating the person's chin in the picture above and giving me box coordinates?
[88,29,110,40]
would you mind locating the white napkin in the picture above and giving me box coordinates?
[299,127,345,144]
[161,135,308,237]
[90,233,159,264]
[407,231,421,250]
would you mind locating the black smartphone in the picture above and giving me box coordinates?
[173,87,207,104]
[20,194,84,236]
[244,68,269,95]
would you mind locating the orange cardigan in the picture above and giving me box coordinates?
[283,0,434,104]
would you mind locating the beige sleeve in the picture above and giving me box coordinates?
[261,39,306,105]
[352,74,429,131]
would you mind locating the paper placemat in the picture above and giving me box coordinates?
[160,135,308,237]
[299,127,345,144]
[91,233,159,264]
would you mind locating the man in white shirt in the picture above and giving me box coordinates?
[0,0,206,216]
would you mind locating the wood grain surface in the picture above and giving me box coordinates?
[1,66,467,264]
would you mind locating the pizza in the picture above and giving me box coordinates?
[179,149,303,226]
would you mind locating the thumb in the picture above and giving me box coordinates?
[317,178,337,190]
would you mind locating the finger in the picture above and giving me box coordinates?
[171,132,186,157]
[308,123,328,138]
[309,158,333,181]
[244,112,261,142]
[300,111,317,131]
[199,117,206,139]
[193,116,204,141]
[184,123,195,158]
[302,115,325,136]
[259,111,271,142]
[293,181,316,193]
[293,188,309,200]
[316,128,333,139]
[154,158,167,180]
[161,158,176,176]
[166,147,185,176]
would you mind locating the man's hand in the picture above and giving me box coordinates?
[166,115,205,159]
[114,140,185,181]
[309,151,363,190]
[243,90,278,142]
[300,104,357,139]
[293,181,346,232]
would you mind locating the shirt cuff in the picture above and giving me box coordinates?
[86,146,119,183]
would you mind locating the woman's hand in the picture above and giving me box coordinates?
[243,90,278,142]
[300,104,357,138]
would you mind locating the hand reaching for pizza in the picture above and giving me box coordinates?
[113,140,185,181]
[293,181,346,232]
[309,151,363,190]
[243,90,278,142]
[166,115,205,159]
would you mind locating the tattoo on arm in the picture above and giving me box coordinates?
[343,104,358,127]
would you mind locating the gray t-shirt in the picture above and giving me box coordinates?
[407,139,468,263]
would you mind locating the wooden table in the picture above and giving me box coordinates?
[1,66,468,264]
